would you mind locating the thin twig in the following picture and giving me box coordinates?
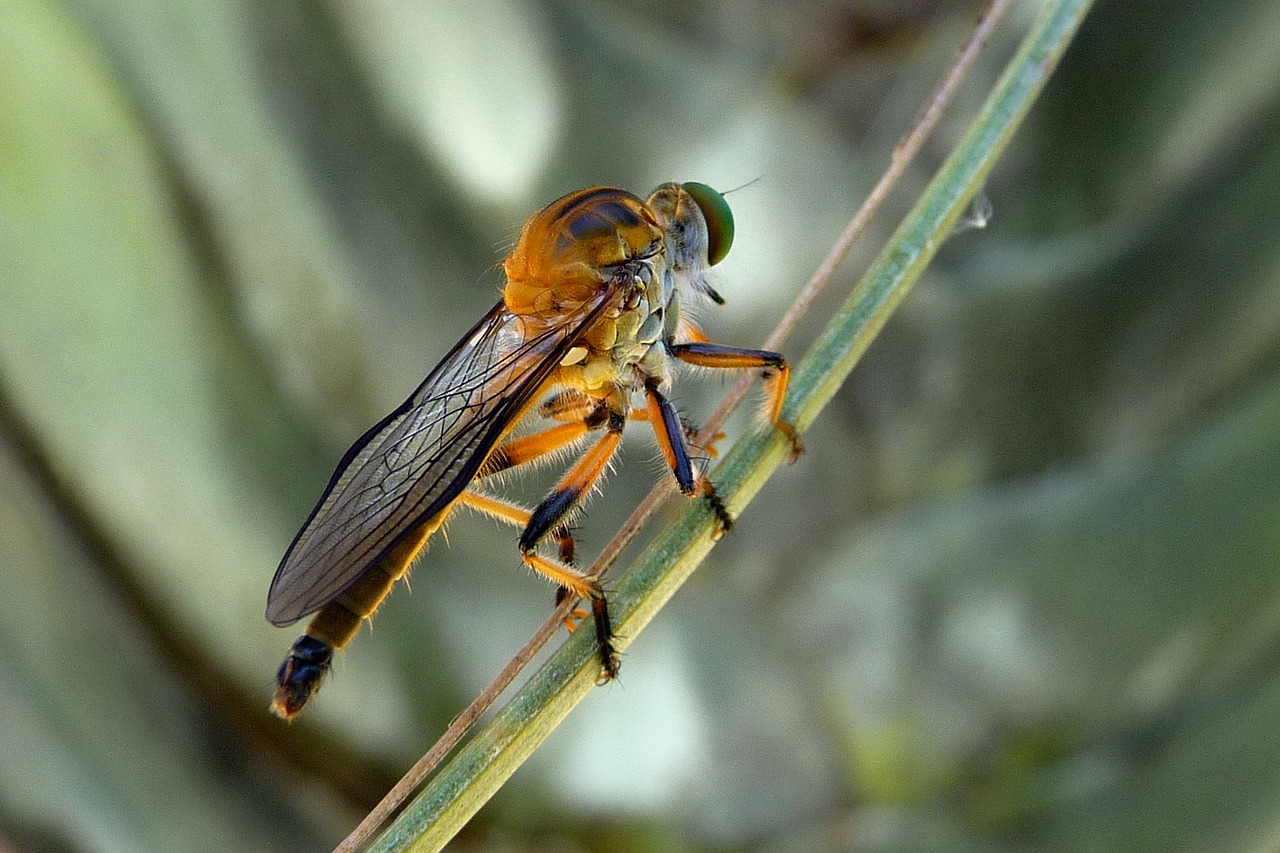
[335,3,1010,849]
[332,600,574,853]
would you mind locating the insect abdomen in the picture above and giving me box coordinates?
[272,635,333,720]
[271,519,437,719]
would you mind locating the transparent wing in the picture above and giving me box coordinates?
[266,290,620,625]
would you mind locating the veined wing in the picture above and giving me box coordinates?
[266,286,623,625]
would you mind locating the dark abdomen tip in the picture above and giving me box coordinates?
[271,635,334,720]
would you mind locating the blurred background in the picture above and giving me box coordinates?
[4,0,1280,850]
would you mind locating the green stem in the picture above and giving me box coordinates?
[370,1,1094,849]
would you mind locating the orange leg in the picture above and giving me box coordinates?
[457,488,576,565]
[519,410,625,555]
[518,405,627,670]
[534,388,599,422]
[644,380,735,533]
[645,381,695,495]
[668,341,802,457]
[522,420,626,681]
[457,488,609,661]
[481,394,657,478]
[481,407,607,478]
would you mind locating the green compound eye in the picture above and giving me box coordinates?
[682,182,734,266]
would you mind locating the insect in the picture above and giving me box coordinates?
[265,182,798,719]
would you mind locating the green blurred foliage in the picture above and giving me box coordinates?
[2,0,1278,850]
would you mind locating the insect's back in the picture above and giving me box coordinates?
[503,187,664,322]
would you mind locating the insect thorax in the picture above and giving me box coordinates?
[503,187,662,319]
[502,187,682,394]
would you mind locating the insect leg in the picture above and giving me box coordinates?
[457,489,576,565]
[519,409,625,554]
[643,381,695,494]
[481,404,609,479]
[460,476,618,678]
[478,401,613,563]
[644,380,734,532]
[668,341,803,456]
[522,550,620,680]
[518,408,627,680]
[484,391,664,481]
[534,390,669,425]
[535,388,599,421]
[478,397,660,562]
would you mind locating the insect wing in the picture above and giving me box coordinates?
[266,290,619,625]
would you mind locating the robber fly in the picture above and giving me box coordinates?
[265,182,797,719]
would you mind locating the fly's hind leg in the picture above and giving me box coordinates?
[517,406,628,680]
[457,490,577,564]
[457,488,619,680]
[481,391,654,479]
[522,550,618,681]
[479,401,610,479]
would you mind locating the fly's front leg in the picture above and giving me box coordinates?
[668,341,803,458]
